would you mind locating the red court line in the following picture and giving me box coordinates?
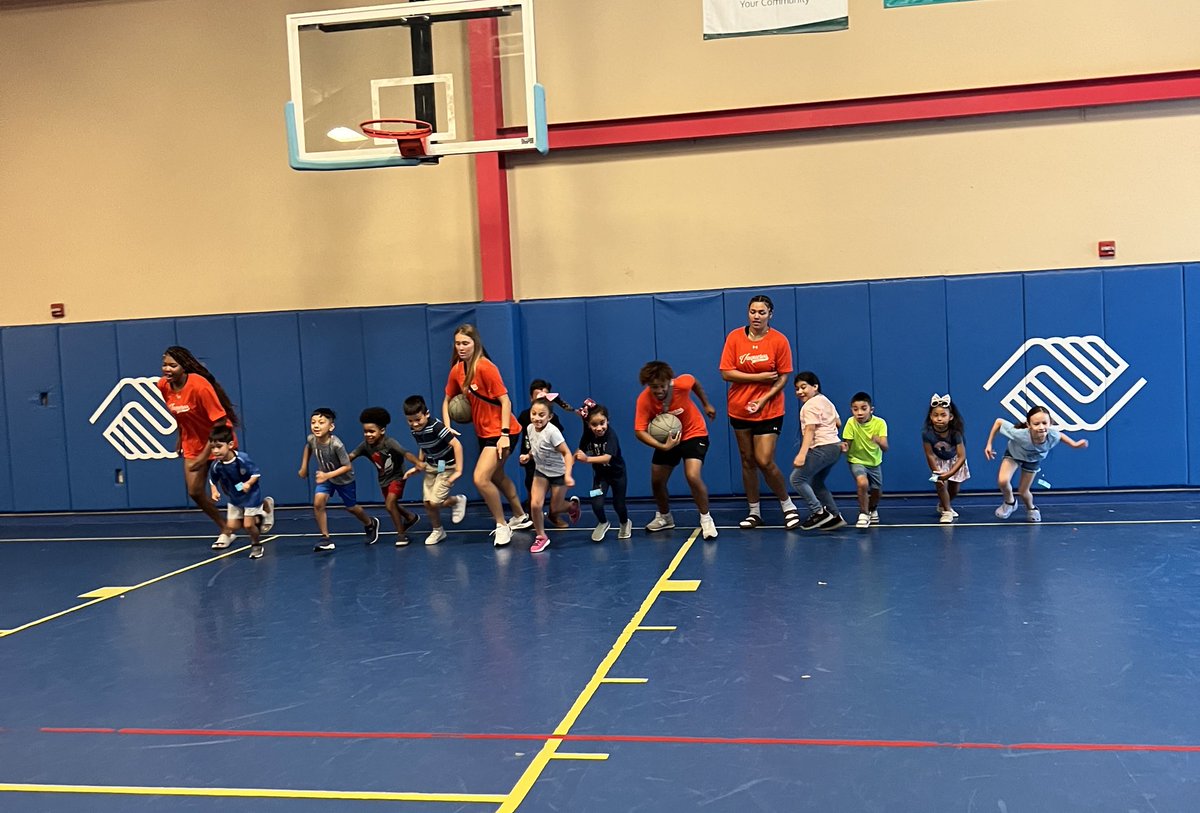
[36,727,1200,753]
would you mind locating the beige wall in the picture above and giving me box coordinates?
[1,0,1198,325]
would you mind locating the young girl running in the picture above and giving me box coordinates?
[574,402,630,542]
[520,397,579,553]
[790,371,845,531]
[158,345,273,549]
[984,405,1088,522]
[922,394,970,524]
[443,324,528,547]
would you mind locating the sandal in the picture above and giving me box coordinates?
[738,514,764,529]
[783,509,803,530]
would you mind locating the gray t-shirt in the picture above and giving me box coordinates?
[998,420,1061,463]
[307,434,355,485]
[528,423,567,477]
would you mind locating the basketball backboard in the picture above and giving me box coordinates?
[285,0,547,170]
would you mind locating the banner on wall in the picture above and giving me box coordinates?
[884,0,977,7]
[703,0,848,40]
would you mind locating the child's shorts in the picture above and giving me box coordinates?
[381,480,404,499]
[226,502,266,521]
[934,456,971,483]
[423,466,456,504]
[315,481,358,507]
[1003,453,1041,474]
[534,470,567,487]
[848,462,883,491]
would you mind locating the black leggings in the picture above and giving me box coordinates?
[591,474,628,524]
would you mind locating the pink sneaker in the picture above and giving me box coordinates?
[531,534,551,553]
[567,496,581,524]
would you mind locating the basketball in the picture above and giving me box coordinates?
[647,413,682,444]
[448,394,472,424]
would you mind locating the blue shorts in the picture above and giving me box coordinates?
[1004,454,1041,474]
[848,462,883,491]
[315,480,358,507]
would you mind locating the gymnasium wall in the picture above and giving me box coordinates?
[1,262,1194,513]
[2,0,1200,325]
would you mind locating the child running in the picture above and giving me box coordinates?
[519,397,580,553]
[841,392,888,528]
[517,379,572,528]
[350,407,422,546]
[298,407,381,551]
[633,360,719,540]
[402,396,468,546]
[206,424,271,560]
[791,371,845,530]
[574,401,630,542]
[923,394,970,524]
[984,405,1088,522]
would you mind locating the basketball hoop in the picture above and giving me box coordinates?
[360,119,433,158]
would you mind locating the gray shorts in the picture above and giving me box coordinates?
[848,462,883,491]
[226,502,266,521]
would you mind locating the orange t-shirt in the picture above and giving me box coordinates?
[445,357,521,438]
[720,327,793,421]
[634,374,708,441]
[156,374,231,459]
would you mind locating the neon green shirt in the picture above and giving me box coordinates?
[842,416,888,467]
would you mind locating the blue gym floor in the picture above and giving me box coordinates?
[2,492,1199,812]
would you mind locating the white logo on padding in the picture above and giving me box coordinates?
[89,377,178,460]
[983,335,1146,431]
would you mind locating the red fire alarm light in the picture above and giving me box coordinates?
[50,303,66,319]
[1098,241,1116,258]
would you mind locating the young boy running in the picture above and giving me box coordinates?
[841,391,889,528]
[207,424,273,560]
[351,407,422,546]
[298,407,380,552]
[403,395,469,546]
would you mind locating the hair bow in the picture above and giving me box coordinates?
[930,393,952,407]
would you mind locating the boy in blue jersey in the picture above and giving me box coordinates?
[207,424,274,559]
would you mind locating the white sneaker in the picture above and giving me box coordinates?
[451,495,467,524]
[939,510,955,524]
[260,496,275,531]
[699,514,718,540]
[645,513,675,532]
[617,520,632,539]
[995,501,1017,520]
[869,510,879,525]
[211,532,234,550]
[591,521,610,542]
[508,513,534,531]
[492,523,513,547]
[855,513,871,528]
[1027,506,1041,522]
[425,527,447,546]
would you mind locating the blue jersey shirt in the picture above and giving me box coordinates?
[998,420,1061,463]
[209,451,263,508]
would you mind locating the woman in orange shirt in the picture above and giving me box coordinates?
[443,325,528,548]
[719,295,802,530]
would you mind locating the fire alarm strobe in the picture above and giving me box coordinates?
[1098,241,1116,258]
[50,303,66,318]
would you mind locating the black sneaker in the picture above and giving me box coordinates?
[314,539,335,552]
[799,509,830,531]
[364,516,381,545]
[818,512,847,530]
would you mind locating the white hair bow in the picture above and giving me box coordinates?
[930,393,952,407]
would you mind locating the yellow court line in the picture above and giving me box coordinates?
[0,538,276,640]
[0,782,504,803]
[497,529,701,813]
[600,677,648,684]
[636,625,676,632]
[661,579,701,592]
[550,753,609,761]
[77,587,132,599]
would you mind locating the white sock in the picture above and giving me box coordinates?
[747,501,761,517]
[700,512,713,523]
[781,498,797,512]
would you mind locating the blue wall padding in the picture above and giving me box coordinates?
[1103,266,1186,486]
[115,320,181,508]
[652,292,732,497]
[235,313,310,507]
[720,286,799,498]
[1186,264,1200,486]
[60,324,127,511]
[585,295,657,499]
[2,326,70,511]
[947,273,1026,494]
[3,262,1197,514]
[868,278,950,494]
[790,282,874,494]
[0,347,12,511]
[1022,270,1108,489]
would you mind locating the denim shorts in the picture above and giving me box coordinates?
[848,462,883,491]
[1004,453,1041,474]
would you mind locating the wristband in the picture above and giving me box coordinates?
[500,429,511,436]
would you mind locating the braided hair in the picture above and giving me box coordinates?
[163,345,238,427]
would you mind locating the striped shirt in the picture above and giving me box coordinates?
[411,416,455,464]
